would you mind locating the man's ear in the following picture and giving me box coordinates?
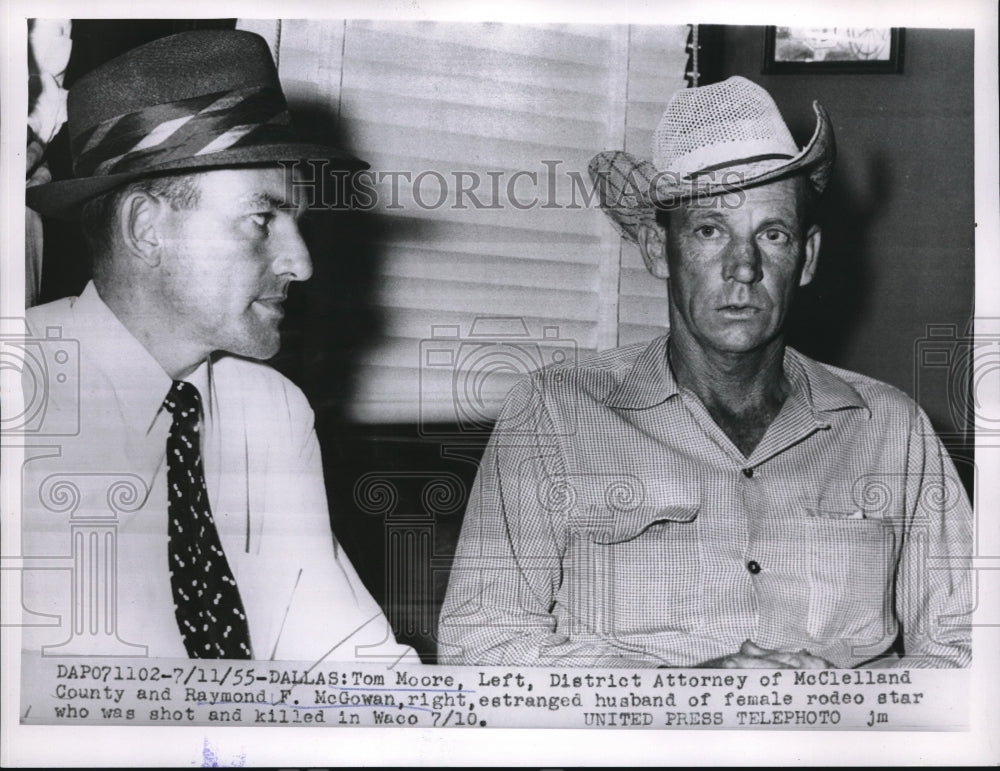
[118,191,165,268]
[637,222,670,279]
[799,224,822,287]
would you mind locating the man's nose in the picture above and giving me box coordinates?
[722,237,762,284]
[272,221,313,282]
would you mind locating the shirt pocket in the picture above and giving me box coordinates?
[564,504,703,638]
[805,515,898,644]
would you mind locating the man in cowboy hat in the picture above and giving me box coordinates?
[438,76,971,668]
[19,30,415,662]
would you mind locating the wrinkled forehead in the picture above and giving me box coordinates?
[659,174,811,227]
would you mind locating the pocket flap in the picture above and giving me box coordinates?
[583,504,699,544]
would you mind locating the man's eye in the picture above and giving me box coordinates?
[761,228,790,243]
[250,212,275,231]
[695,225,718,237]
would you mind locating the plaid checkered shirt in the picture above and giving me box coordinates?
[438,335,972,668]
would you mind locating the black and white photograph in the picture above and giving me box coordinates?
[763,26,905,73]
[2,0,997,767]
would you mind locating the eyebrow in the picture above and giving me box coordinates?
[240,192,289,210]
[680,208,726,223]
[239,191,307,218]
[756,214,799,230]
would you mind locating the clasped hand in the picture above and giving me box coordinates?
[699,640,835,669]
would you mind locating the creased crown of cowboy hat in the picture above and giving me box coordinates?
[26,30,368,219]
[589,76,835,242]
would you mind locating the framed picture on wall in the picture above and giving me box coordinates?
[763,27,904,73]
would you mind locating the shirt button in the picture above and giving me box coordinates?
[742,468,754,478]
[747,560,761,574]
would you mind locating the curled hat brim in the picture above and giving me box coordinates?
[26,142,369,220]
[589,101,835,243]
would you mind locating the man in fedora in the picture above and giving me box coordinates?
[438,76,971,668]
[20,30,415,662]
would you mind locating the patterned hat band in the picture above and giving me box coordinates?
[71,85,292,178]
[26,31,367,219]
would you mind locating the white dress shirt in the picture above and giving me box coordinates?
[21,282,416,663]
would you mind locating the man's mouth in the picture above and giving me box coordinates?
[252,296,286,317]
[718,304,761,317]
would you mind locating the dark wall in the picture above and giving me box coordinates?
[319,425,486,661]
[708,25,975,488]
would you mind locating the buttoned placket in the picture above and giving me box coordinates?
[674,377,835,640]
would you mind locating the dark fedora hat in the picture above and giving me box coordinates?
[27,29,367,219]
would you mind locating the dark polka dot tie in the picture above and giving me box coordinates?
[164,380,252,659]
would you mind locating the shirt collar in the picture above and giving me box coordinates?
[783,346,871,420]
[603,333,870,419]
[603,335,677,409]
[74,281,211,433]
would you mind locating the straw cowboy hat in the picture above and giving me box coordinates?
[589,76,835,242]
[26,30,366,219]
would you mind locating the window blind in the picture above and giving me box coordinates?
[618,24,686,347]
[238,19,688,424]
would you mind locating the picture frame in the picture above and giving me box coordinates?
[763,27,904,74]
